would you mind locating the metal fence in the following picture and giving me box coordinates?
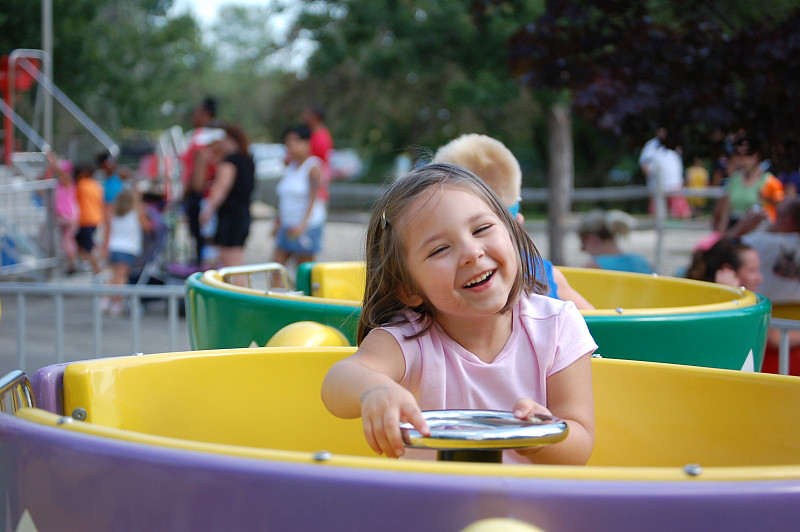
[0,280,796,377]
[0,179,58,280]
[0,282,188,375]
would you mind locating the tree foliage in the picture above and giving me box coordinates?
[275,0,548,179]
[1,0,212,154]
[475,0,800,156]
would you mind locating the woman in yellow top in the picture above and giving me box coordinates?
[685,155,709,215]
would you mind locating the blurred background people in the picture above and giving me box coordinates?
[775,138,800,199]
[181,96,222,266]
[647,132,691,219]
[103,187,149,316]
[685,237,762,291]
[302,103,333,202]
[714,137,784,232]
[272,124,326,271]
[638,127,667,179]
[577,209,654,274]
[685,154,710,217]
[47,152,79,275]
[199,125,255,280]
[74,161,104,276]
[739,197,800,304]
[97,150,134,260]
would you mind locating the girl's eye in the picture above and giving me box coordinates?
[473,224,492,235]
[427,245,449,258]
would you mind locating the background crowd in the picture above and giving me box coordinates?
[42,97,800,377]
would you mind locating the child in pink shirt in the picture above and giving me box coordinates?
[322,164,597,465]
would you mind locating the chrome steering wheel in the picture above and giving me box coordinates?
[399,410,568,463]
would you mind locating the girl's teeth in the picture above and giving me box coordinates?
[465,271,492,287]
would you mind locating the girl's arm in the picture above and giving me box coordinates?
[514,353,595,465]
[321,329,430,458]
[199,161,236,225]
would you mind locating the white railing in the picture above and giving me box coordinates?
[770,318,800,376]
[0,283,187,374]
[9,51,119,158]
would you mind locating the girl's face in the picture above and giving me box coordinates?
[397,186,518,323]
[736,249,763,292]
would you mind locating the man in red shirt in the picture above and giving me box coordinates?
[182,96,221,265]
[302,104,333,202]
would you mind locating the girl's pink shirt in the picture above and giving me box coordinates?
[380,293,597,464]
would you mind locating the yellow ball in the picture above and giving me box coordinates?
[266,321,350,348]
[460,518,546,532]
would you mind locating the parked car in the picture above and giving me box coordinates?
[250,143,287,181]
[330,148,363,180]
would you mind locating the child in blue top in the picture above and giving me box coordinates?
[577,209,654,274]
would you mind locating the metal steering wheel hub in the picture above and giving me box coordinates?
[399,410,568,451]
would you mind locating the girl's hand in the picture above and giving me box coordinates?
[512,397,552,420]
[360,383,429,458]
[512,397,554,461]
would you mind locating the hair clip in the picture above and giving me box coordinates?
[381,210,388,229]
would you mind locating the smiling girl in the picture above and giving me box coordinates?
[321,164,597,465]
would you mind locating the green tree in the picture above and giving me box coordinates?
[481,0,800,155]
[1,0,212,157]
[200,3,297,141]
[276,0,546,181]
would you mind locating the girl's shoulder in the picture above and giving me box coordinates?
[517,292,574,321]
[378,309,423,335]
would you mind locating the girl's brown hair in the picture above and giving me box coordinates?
[357,163,546,344]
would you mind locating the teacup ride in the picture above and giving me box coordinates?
[2,347,799,531]
[186,261,770,371]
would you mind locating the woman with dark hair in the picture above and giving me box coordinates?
[199,124,255,279]
[272,124,326,269]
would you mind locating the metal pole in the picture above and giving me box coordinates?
[779,329,790,376]
[55,293,64,363]
[16,293,26,373]
[94,296,103,358]
[42,0,53,148]
[169,295,179,352]
[131,296,141,354]
[654,178,666,275]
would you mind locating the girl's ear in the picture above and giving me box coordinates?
[397,285,423,307]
